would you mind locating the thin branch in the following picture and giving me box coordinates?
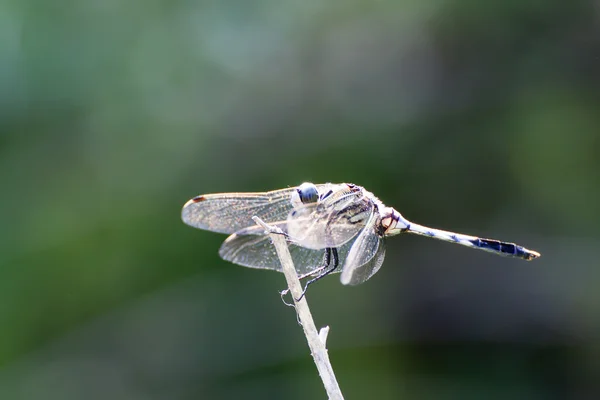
[253,216,344,400]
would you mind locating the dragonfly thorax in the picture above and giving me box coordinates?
[379,207,410,236]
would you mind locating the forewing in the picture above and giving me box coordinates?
[219,231,353,275]
[181,188,295,234]
[182,184,340,234]
[340,214,386,285]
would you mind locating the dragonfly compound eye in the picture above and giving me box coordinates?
[296,182,319,204]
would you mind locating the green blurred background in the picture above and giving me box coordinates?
[1,0,599,398]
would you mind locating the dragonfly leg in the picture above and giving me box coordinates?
[296,248,339,301]
[280,249,331,303]
[296,248,331,281]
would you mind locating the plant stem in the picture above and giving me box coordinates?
[252,216,344,400]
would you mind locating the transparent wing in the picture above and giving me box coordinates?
[219,231,354,275]
[340,239,386,286]
[182,184,336,234]
[287,185,375,249]
[181,188,294,234]
[340,213,387,286]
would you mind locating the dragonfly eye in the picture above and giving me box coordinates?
[294,182,319,205]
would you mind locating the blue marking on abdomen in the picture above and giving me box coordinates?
[471,238,517,255]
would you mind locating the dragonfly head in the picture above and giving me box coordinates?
[291,182,319,207]
[379,207,410,236]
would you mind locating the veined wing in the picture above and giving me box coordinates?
[340,212,386,286]
[287,184,375,249]
[219,230,354,275]
[182,184,336,234]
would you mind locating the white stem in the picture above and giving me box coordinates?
[252,216,344,400]
[319,326,330,345]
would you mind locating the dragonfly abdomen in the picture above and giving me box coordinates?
[469,238,539,260]
[404,222,541,261]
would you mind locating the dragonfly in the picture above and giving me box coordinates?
[182,182,540,290]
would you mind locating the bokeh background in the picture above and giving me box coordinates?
[1,0,599,399]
